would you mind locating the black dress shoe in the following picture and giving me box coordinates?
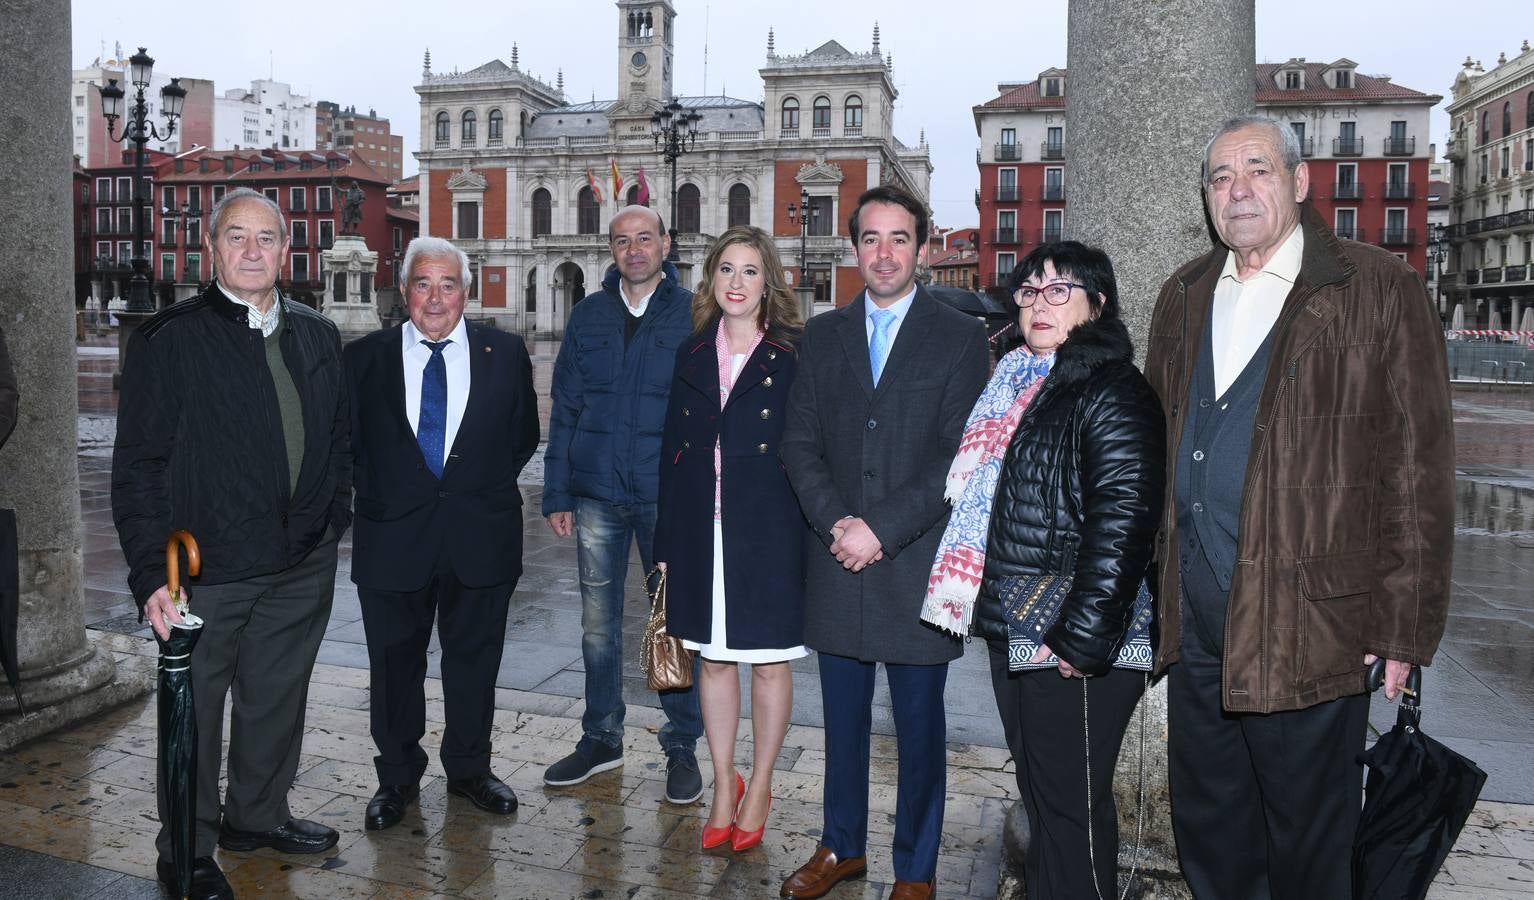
[447,773,518,815]
[366,783,419,831]
[156,855,235,900]
[218,816,339,854]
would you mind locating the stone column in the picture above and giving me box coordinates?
[994,2,1255,897]
[0,0,150,748]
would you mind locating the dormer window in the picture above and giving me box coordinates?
[1044,77,1062,97]
[1284,70,1301,89]
[1334,69,1352,89]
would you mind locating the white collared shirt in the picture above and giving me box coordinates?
[402,317,471,467]
[216,282,281,337]
[864,285,918,353]
[619,282,656,317]
[1210,226,1304,397]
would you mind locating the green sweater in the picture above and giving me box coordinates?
[265,328,305,494]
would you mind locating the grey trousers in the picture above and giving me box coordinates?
[154,533,339,860]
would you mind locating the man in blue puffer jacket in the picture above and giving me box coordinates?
[541,205,704,803]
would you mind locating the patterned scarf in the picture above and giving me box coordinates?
[920,345,1055,636]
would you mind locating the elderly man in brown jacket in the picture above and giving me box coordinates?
[1145,114,1454,900]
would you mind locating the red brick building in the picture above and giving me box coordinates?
[973,60,1440,294]
[81,147,392,309]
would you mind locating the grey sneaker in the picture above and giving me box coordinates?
[664,750,704,804]
[544,741,624,786]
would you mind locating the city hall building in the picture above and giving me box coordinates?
[413,0,931,334]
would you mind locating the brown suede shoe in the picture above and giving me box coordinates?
[780,846,868,898]
[890,879,935,899]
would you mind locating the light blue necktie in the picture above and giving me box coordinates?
[418,339,450,478]
[869,309,896,387]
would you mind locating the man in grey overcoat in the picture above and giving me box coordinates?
[780,185,989,900]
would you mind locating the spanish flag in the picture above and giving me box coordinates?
[585,167,603,205]
[611,160,623,202]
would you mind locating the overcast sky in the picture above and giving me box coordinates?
[72,0,1519,226]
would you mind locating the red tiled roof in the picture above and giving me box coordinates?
[152,148,390,185]
[930,248,977,268]
[387,206,420,223]
[977,80,1066,111]
[1254,63,1440,103]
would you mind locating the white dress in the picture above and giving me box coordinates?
[682,352,809,665]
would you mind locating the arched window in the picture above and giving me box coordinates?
[812,96,831,131]
[626,185,646,207]
[844,95,863,131]
[1503,101,1512,136]
[781,97,799,132]
[487,109,503,144]
[577,186,599,235]
[531,188,552,237]
[461,109,477,146]
[434,111,450,146]
[677,183,700,234]
[525,267,537,314]
[727,183,750,228]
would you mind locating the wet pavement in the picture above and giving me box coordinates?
[0,334,1526,898]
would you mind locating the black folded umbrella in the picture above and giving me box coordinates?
[1353,662,1487,900]
[1,509,23,712]
[157,531,203,900]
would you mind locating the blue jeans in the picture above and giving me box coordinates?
[574,496,702,755]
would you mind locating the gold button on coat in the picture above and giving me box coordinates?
[762,376,773,387]
[757,443,769,453]
[760,408,771,420]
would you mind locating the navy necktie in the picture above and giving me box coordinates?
[418,339,450,478]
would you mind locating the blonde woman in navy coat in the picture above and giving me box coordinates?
[654,225,806,853]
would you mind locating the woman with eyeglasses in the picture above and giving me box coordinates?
[921,241,1165,898]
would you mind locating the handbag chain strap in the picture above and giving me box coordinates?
[1083,673,1149,900]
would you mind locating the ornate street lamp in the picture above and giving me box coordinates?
[650,98,702,262]
[98,47,186,314]
[786,188,820,285]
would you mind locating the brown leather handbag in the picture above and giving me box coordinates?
[640,566,693,691]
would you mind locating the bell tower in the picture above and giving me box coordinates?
[616,0,675,110]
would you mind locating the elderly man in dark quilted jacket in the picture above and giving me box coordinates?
[112,188,351,900]
[1145,115,1454,900]
[540,205,703,804]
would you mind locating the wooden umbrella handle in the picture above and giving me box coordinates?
[165,530,201,602]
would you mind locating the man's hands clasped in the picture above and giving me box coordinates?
[830,517,884,572]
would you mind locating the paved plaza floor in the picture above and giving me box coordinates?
[0,336,1528,898]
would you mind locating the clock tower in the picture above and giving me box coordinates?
[616,0,675,112]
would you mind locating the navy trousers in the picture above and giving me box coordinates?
[818,652,948,882]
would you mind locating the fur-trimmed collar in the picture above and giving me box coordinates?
[1050,314,1134,385]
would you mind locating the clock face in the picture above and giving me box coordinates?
[631,51,647,69]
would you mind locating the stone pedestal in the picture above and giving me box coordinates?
[992,2,1254,896]
[321,235,382,334]
[0,0,151,749]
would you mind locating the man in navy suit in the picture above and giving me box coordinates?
[345,236,539,830]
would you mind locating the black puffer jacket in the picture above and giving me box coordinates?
[974,314,1166,675]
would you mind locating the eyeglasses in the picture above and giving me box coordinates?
[1014,281,1084,308]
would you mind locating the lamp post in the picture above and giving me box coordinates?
[786,188,820,319]
[98,48,186,314]
[159,201,197,303]
[650,98,702,262]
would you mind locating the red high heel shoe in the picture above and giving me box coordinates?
[700,771,745,849]
[731,791,771,851]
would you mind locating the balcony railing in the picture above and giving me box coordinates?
[1040,142,1064,161]
[844,126,863,138]
[990,272,1013,289]
[1332,182,1364,200]
[811,127,832,139]
[1466,269,1481,285]
[1482,266,1504,284]
[995,185,1019,202]
[1332,137,1364,157]
[779,128,800,139]
[1041,185,1065,202]
[1298,136,1315,157]
[1383,137,1416,156]
[1379,228,1416,246]
[1465,209,1534,236]
[1041,228,1063,244]
[291,238,309,250]
[994,143,1021,161]
[1334,226,1364,241]
[991,228,1019,245]
[1382,181,1415,200]
[1506,264,1529,283]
